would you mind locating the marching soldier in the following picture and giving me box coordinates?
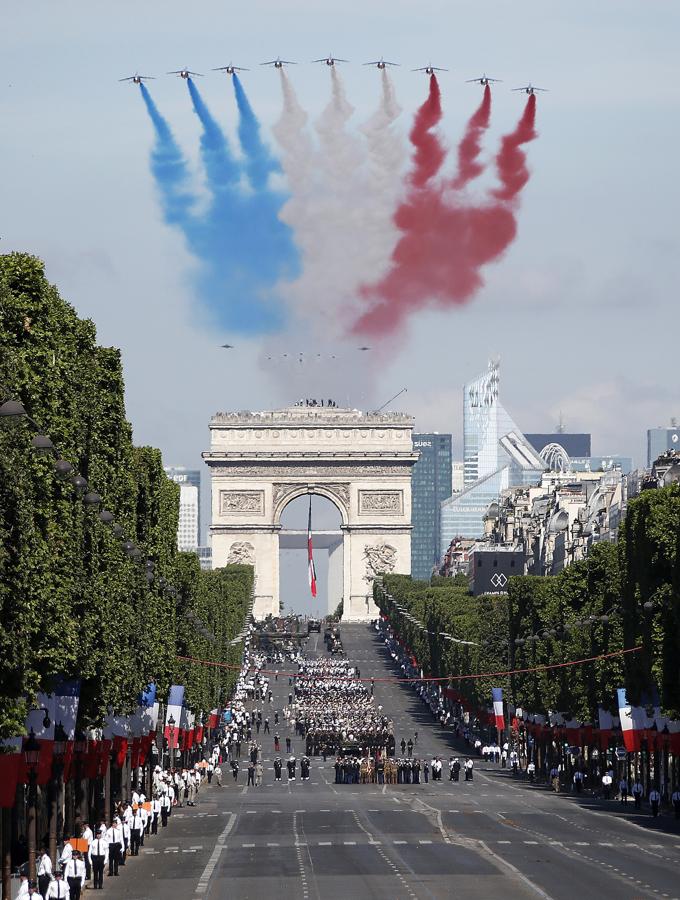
[89,829,108,890]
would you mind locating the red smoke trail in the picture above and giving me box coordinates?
[409,74,445,188]
[492,92,537,201]
[451,84,492,190]
[352,94,538,338]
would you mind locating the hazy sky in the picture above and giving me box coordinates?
[3,0,679,495]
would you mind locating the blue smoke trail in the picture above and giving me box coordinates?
[140,81,293,335]
[232,73,279,190]
[139,84,195,227]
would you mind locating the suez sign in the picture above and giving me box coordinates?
[413,441,432,448]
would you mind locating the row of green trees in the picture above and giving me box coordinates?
[376,483,680,721]
[0,253,251,739]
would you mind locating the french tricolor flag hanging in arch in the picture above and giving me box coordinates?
[492,688,505,731]
[307,496,317,598]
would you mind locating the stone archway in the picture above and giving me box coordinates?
[203,406,418,621]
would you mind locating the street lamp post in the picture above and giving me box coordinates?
[48,724,67,867]
[23,730,41,883]
[168,715,176,772]
[72,732,87,830]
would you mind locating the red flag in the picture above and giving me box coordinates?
[307,497,317,598]
[0,754,21,808]
[208,710,220,729]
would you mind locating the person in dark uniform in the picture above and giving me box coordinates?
[89,832,108,891]
[231,759,239,782]
[274,757,283,781]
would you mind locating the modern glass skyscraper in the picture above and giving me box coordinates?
[164,466,201,550]
[411,433,453,580]
[441,361,545,548]
[647,423,680,467]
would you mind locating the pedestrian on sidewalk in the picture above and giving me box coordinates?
[89,830,108,891]
[619,777,629,804]
[671,787,680,819]
[649,785,661,817]
[64,851,86,900]
[632,779,644,809]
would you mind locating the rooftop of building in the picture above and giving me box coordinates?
[210,406,414,426]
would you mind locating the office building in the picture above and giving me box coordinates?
[647,421,680,468]
[411,433,453,580]
[164,466,201,551]
[474,467,626,577]
[525,433,591,459]
[440,360,545,546]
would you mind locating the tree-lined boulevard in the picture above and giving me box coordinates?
[89,626,680,900]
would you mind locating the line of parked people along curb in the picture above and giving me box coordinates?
[17,748,224,897]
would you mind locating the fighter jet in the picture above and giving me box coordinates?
[312,54,348,66]
[512,84,548,95]
[358,346,371,351]
[213,63,249,75]
[413,64,448,74]
[364,58,399,69]
[261,58,297,69]
[119,74,155,84]
[220,344,234,349]
[168,68,203,79]
[466,74,502,86]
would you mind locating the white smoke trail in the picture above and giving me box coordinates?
[272,68,404,340]
[353,69,406,319]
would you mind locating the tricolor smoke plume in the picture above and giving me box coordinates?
[272,67,404,337]
[352,89,538,338]
[451,84,492,190]
[139,84,195,228]
[408,74,446,188]
[232,73,278,190]
[140,81,297,334]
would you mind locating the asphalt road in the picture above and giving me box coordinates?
[101,624,680,900]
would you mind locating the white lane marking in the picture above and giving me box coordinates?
[478,840,554,900]
[195,813,236,894]
[344,841,357,845]
[497,840,511,844]
[267,842,280,847]
[393,840,407,844]
[523,840,538,845]
[419,840,432,845]
[242,843,255,848]
[318,841,332,846]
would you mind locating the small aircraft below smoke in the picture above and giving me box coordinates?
[358,346,372,351]
[364,58,399,69]
[312,55,348,66]
[413,64,448,74]
[168,68,203,79]
[220,344,234,349]
[261,58,297,68]
[212,64,249,75]
[466,74,502,86]
[512,84,548,94]
[119,74,155,84]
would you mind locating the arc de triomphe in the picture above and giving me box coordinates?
[203,406,417,621]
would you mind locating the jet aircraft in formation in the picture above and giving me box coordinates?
[260,58,297,68]
[213,63,249,75]
[119,62,546,93]
[312,54,348,66]
[413,64,449,74]
[364,58,399,69]
[119,74,154,84]
[168,68,203,79]
[512,84,548,94]
[466,74,502,85]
